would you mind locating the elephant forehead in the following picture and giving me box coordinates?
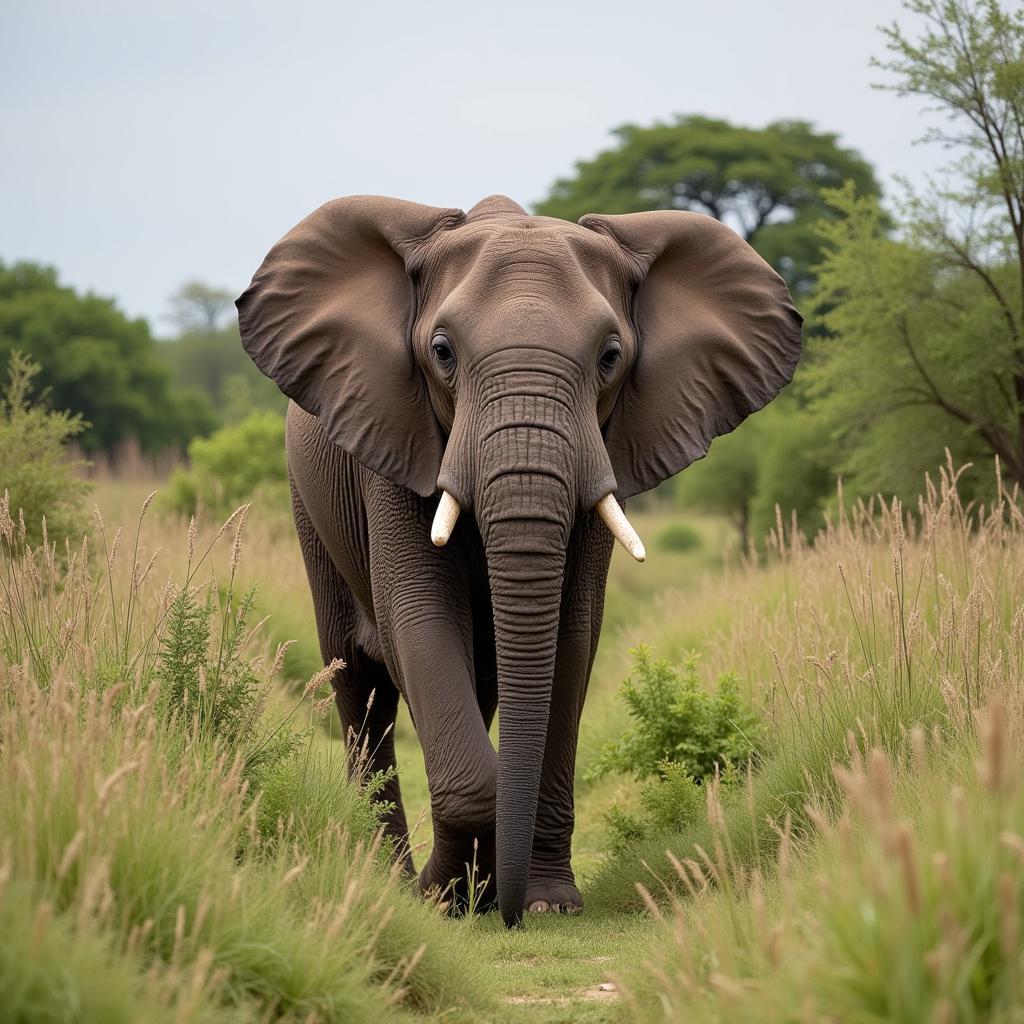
[428,267,619,351]
[466,237,588,297]
[420,223,626,339]
[423,218,625,291]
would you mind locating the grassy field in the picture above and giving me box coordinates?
[5,462,1024,1021]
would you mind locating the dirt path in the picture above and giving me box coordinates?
[469,912,654,1024]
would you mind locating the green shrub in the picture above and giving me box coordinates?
[605,760,716,856]
[152,530,396,851]
[0,351,89,548]
[156,581,300,794]
[588,643,949,915]
[654,521,702,552]
[164,411,286,516]
[588,645,764,782]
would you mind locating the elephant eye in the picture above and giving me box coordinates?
[430,332,457,376]
[598,337,622,376]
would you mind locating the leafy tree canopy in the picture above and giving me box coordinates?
[809,0,1024,500]
[668,0,1024,533]
[158,318,286,425]
[0,262,215,453]
[167,280,236,334]
[808,185,1018,500]
[535,115,881,293]
[674,396,833,549]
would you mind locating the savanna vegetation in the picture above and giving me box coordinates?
[4,1,1024,1021]
[535,116,881,296]
[0,262,216,456]
[7,412,1024,1022]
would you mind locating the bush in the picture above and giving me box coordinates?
[153,555,394,850]
[654,521,702,552]
[588,645,764,783]
[156,578,301,795]
[0,260,216,454]
[605,760,717,856]
[0,351,89,548]
[588,460,1010,916]
[164,411,287,516]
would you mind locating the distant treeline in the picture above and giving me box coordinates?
[3,0,1021,546]
[0,265,283,460]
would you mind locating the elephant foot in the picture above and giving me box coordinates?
[418,826,497,915]
[525,877,583,915]
[419,859,498,915]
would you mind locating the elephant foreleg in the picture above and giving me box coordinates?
[365,478,498,911]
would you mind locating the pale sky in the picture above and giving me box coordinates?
[2,0,940,332]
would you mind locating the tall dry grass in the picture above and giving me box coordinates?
[591,458,1024,910]
[584,457,1024,1018]
[0,492,492,1022]
[622,699,1024,1021]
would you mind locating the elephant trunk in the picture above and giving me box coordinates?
[476,422,574,927]
[483,506,567,927]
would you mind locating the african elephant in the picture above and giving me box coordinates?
[236,194,801,927]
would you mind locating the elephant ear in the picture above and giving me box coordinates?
[237,196,464,497]
[580,210,803,498]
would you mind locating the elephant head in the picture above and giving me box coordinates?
[237,194,802,926]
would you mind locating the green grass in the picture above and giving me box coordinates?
[3,483,700,1023]
[0,496,495,1023]
[0,675,494,1022]
[469,911,655,1022]
[592,465,1024,907]
[9,465,1024,1022]
[620,709,1024,1022]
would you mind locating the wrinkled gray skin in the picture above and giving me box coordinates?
[237,194,802,926]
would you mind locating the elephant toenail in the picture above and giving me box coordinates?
[529,900,550,913]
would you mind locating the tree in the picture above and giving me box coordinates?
[167,280,236,333]
[808,186,1015,498]
[0,262,215,453]
[535,116,881,294]
[809,0,1024,496]
[674,412,761,551]
[158,285,286,425]
[675,398,833,549]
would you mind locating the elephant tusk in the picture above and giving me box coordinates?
[595,493,646,562]
[431,490,461,547]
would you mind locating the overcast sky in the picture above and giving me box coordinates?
[3,0,941,332]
